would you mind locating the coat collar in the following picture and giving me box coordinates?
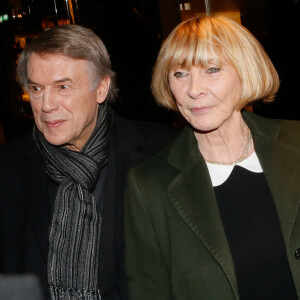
[244,111,300,246]
[166,111,300,299]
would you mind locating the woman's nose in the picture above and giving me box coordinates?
[188,74,207,99]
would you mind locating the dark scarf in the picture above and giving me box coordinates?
[33,102,113,300]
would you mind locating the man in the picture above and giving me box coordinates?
[0,25,176,300]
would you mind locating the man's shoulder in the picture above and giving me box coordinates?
[127,143,174,185]
[112,112,179,156]
[133,119,178,154]
[136,145,171,170]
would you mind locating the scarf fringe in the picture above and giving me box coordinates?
[49,286,101,300]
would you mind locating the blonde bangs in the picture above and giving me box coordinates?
[166,19,226,71]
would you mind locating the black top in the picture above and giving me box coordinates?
[215,166,297,300]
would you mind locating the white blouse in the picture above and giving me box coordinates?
[206,152,263,187]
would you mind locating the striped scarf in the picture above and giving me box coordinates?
[33,102,112,300]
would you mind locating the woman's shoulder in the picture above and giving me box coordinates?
[244,111,300,150]
[275,118,300,131]
[275,118,300,150]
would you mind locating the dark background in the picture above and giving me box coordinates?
[0,0,299,141]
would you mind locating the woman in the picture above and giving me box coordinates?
[125,16,300,300]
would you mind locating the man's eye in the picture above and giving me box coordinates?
[30,86,41,92]
[28,86,43,96]
[57,84,73,96]
[207,67,220,74]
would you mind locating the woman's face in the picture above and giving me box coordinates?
[168,61,242,133]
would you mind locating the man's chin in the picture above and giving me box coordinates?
[42,134,67,147]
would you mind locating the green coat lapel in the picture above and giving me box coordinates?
[244,112,300,247]
[167,126,239,299]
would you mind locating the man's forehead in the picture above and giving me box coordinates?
[28,52,84,64]
[27,53,89,85]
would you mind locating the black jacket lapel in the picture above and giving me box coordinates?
[100,114,148,298]
[25,146,50,263]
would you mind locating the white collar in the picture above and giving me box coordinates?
[206,152,263,187]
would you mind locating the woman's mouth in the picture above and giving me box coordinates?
[190,106,213,114]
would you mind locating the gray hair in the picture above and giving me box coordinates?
[17,24,117,100]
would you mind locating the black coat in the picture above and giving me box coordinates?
[0,112,177,300]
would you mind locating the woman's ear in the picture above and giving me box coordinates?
[96,76,111,104]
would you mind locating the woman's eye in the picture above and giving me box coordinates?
[207,67,220,74]
[173,71,188,78]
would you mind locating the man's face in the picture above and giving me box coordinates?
[27,53,110,151]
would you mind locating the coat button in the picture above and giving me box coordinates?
[295,248,300,260]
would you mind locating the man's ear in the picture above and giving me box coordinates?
[96,76,111,104]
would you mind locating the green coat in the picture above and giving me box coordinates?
[125,111,300,300]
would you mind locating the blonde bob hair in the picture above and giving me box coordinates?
[152,16,280,110]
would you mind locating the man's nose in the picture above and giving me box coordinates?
[42,88,58,113]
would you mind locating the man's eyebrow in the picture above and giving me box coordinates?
[27,78,72,85]
[54,78,72,83]
[28,79,39,85]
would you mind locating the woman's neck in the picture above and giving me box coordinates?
[194,111,254,165]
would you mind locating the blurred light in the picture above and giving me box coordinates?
[0,14,9,23]
[22,91,30,102]
[180,3,192,11]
